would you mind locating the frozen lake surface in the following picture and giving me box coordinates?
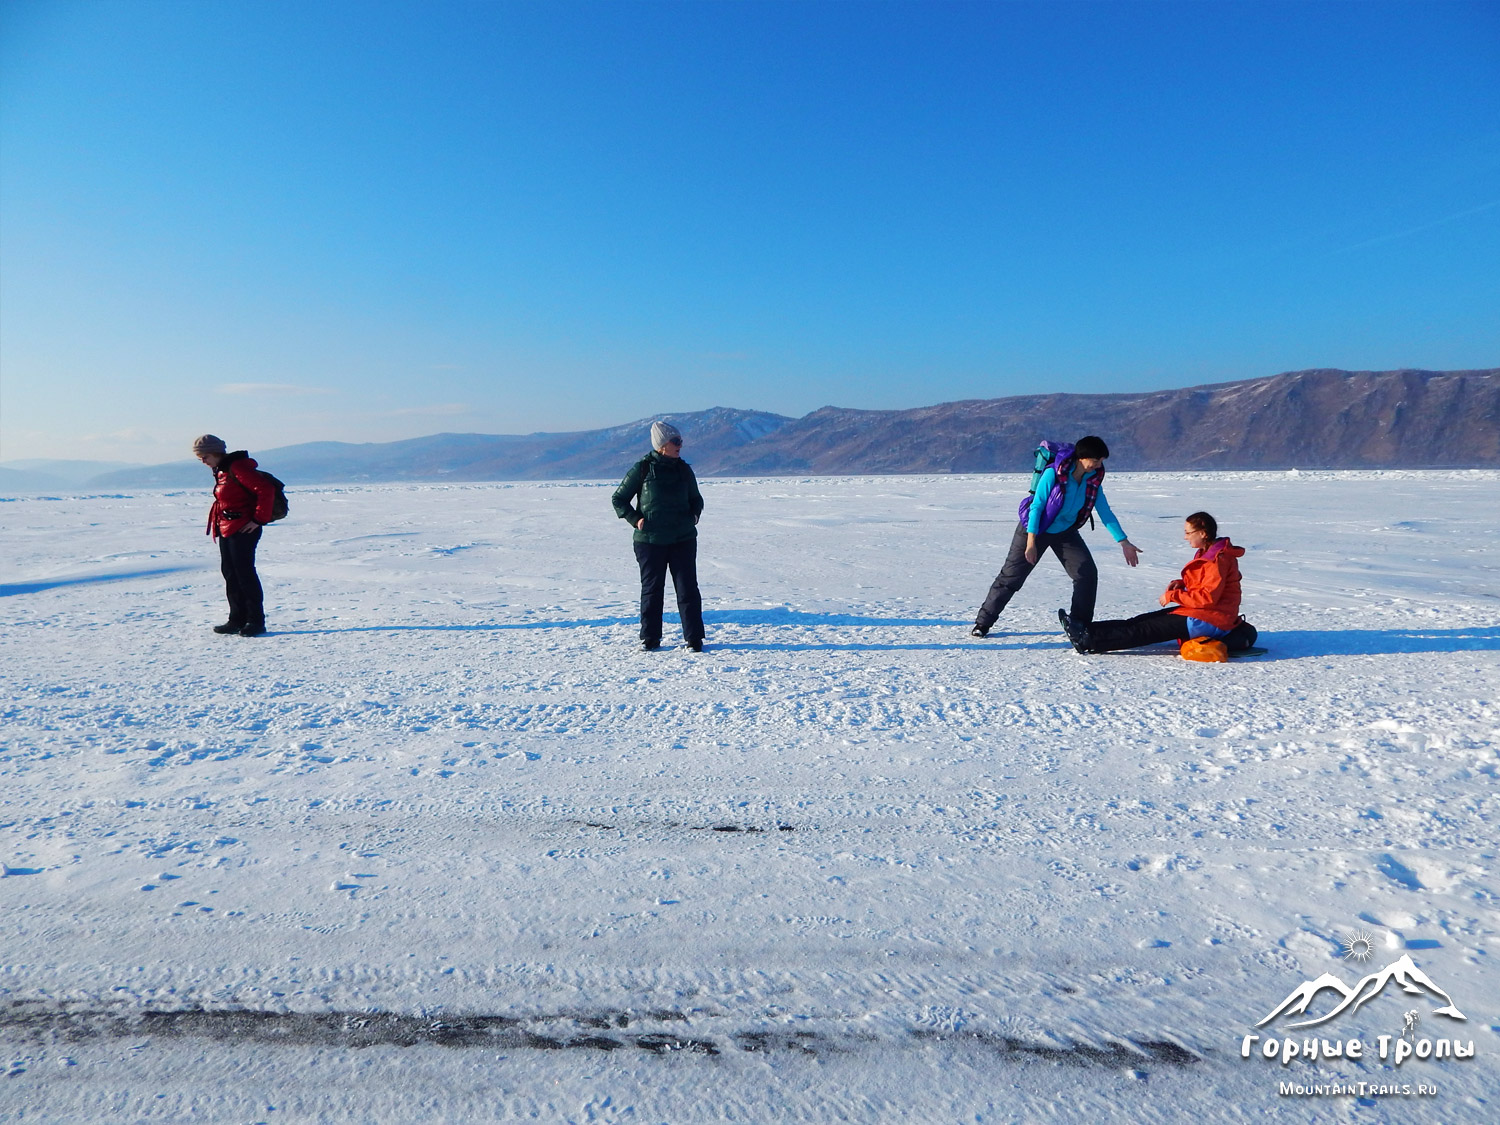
[2,471,1497,1122]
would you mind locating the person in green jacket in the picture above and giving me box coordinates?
[612,421,706,651]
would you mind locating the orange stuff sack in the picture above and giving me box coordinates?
[1180,638,1229,663]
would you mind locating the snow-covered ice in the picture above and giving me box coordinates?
[2,471,1497,1122]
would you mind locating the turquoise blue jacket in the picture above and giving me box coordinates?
[1025,466,1126,541]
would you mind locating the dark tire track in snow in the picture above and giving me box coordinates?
[0,1002,1200,1069]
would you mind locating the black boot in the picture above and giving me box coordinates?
[239,622,266,637]
[213,621,244,635]
[1058,609,1091,654]
[970,624,990,638]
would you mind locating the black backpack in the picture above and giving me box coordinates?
[257,470,290,522]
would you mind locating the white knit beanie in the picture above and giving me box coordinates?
[650,421,682,450]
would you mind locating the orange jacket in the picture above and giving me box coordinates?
[1167,538,1243,632]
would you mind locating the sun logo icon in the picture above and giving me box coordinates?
[1341,929,1377,962]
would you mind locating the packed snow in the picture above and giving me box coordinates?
[2,471,1497,1122]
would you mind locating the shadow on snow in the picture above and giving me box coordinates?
[0,566,203,597]
[10,573,1485,658]
[260,616,1500,656]
[1098,626,1496,660]
[277,607,975,635]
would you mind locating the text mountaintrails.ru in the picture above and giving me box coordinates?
[1278,1082,1438,1099]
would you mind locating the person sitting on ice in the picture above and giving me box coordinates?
[1058,511,1258,655]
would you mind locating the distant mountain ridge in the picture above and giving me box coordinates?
[0,459,146,491]
[44,367,1500,489]
[706,367,1498,476]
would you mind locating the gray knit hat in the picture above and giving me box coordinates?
[191,434,227,456]
[650,420,683,450]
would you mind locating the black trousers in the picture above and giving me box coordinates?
[218,527,264,628]
[634,538,704,645]
[1085,609,1259,654]
[1085,608,1190,652]
[976,523,1098,630]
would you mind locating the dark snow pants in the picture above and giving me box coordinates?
[976,523,1097,631]
[218,526,264,628]
[1085,609,1259,654]
[634,538,704,646]
[1083,608,1190,652]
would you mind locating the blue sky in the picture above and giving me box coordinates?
[2,0,1497,463]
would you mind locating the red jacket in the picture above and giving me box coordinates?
[206,453,276,539]
[1167,538,1244,632]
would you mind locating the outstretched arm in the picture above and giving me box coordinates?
[1092,489,1138,565]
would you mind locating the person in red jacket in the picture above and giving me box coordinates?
[193,434,276,636]
[1059,511,1258,654]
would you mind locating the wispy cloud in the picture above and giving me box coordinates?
[387,403,470,417]
[1333,198,1500,255]
[217,383,332,396]
[82,427,159,447]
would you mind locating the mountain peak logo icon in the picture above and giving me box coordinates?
[1257,954,1467,1030]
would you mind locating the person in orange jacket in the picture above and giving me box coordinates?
[1058,511,1258,654]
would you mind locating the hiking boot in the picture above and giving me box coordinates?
[1058,609,1090,653]
[687,640,703,653]
[969,625,990,638]
[239,622,266,637]
[640,640,660,652]
[213,621,244,635]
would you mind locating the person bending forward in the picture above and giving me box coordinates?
[972,435,1140,637]
[194,433,276,636]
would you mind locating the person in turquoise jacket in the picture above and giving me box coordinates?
[972,435,1141,637]
[612,421,706,652]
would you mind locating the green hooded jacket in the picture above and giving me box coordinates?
[612,451,704,545]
